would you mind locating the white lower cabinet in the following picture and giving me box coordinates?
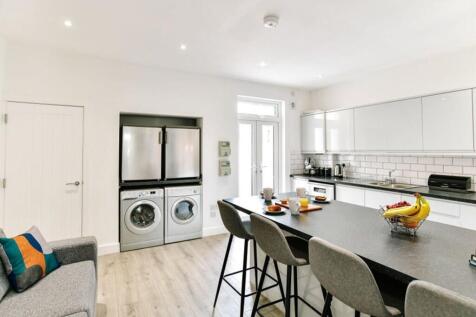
[336,185,365,206]
[459,204,476,231]
[364,189,402,209]
[291,177,309,191]
[333,184,476,232]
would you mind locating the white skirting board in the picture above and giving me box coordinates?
[98,242,120,256]
[97,226,226,257]
[203,225,227,237]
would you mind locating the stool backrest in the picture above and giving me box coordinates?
[217,201,252,239]
[309,237,391,317]
[250,214,302,266]
[405,280,476,317]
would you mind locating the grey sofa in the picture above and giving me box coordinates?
[0,235,98,317]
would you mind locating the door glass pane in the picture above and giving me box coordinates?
[239,123,253,196]
[131,204,155,228]
[174,201,194,221]
[237,100,277,116]
[261,124,275,190]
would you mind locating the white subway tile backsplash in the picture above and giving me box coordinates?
[426,165,443,173]
[403,156,418,164]
[444,165,462,174]
[453,158,473,166]
[403,170,418,178]
[418,157,434,165]
[435,157,453,165]
[299,153,474,188]
[396,163,410,170]
[371,162,383,168]
[411,164,426,171]
[389,156,403,163]
[463,166,476,175]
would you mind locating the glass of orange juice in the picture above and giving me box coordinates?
[299,197,309,208]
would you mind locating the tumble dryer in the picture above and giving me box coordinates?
[165,185,202,243]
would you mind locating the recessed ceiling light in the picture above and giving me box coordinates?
[64,20,73,28]
[316,74,323,79]
[259,61,268,67]
[179,43,187,51]
[263,15,279,29]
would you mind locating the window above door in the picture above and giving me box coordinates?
[237,96,281,121]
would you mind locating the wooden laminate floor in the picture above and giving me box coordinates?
[97,234,284,317]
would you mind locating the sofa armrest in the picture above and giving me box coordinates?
[49,236,98,270]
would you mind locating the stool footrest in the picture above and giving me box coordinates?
[256,295,323,316]
[222,266,280,298]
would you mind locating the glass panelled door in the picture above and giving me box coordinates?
[238,120,279,196]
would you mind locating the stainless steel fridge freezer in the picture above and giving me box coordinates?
[165,127,201,179]
[121,126,162,181]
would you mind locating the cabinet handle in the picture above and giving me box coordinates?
[66,181,80,186]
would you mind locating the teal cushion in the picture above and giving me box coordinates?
[0,227,60,292]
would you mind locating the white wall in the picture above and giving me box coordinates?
[2,41,310,253]
[311,46,476,110]
[0,36,6,228]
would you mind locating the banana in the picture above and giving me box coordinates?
[400,194,430,223]
[383,198,421,218]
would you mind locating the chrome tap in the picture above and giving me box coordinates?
[385,169,396,184]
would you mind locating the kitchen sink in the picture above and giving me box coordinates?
[368,182,420,190]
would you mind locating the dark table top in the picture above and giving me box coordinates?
[291,174,476,204]
[224,194,476,300]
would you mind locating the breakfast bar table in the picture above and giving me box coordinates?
[224,194,476,315]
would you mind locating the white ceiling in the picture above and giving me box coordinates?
[0,0,475,88]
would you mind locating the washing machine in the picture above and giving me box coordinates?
[120,188,164,251]
[165,185,202,243]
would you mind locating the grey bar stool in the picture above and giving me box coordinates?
[405,280,476,317]
[213,201,285,317]
[250,214,325,317]
[309,237,401,317]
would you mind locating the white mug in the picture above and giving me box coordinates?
[263,187,273,200]
[289,198,300,215]
[296,187,307,198]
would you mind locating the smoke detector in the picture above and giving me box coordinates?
[263,15,279,29]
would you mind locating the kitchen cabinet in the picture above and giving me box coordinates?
[354,98,423,151]
[291,177,309,192]
[325,108,354,152]
[422,89,473,151]
[301,112,325,153]
[335,185,365,206]
[364,189,401,209]
[402,194,462,227]
[459,204,476,231]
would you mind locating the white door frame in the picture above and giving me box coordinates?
[0,100,85,236]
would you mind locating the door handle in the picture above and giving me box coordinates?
[66,181,81,186]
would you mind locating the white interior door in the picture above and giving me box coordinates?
[3,102,83,241]
[238,120,279,196]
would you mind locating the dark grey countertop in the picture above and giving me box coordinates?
[291,174,476,204]
[224,195,476,300]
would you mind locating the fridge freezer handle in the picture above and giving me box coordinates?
[158,131,163,144]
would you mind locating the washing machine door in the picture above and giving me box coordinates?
[125,199,161,234]
[171,197,198,224]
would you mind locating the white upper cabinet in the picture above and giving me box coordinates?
[354,98,423,151]
[422,90,473,151]
[301,112,325,153]
[326,109,354,152]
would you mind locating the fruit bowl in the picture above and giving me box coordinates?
[379,193,430,237]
